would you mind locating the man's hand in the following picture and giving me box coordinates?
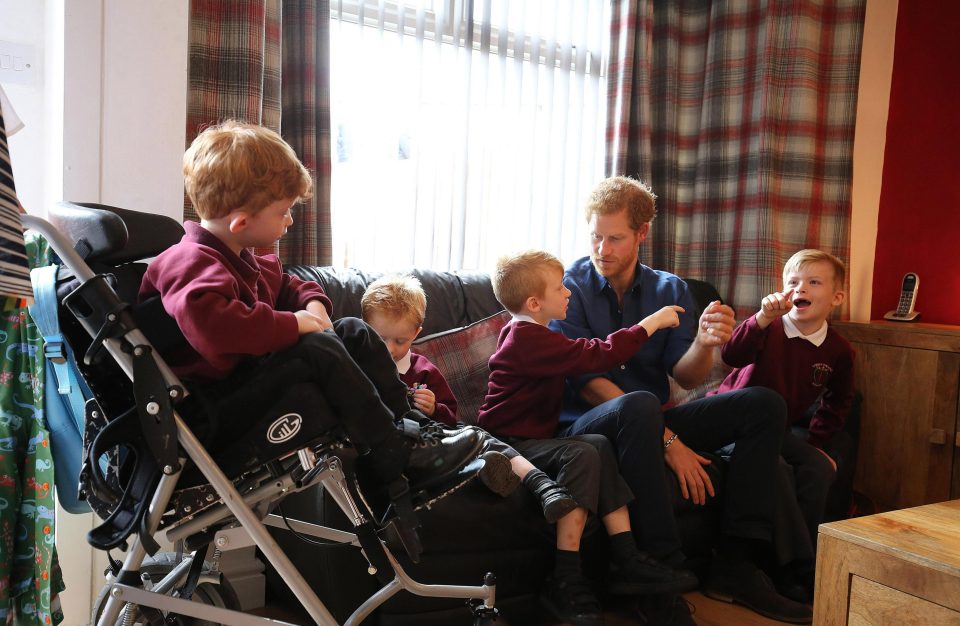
[664,437,715,505]
[695,300,736,347]
[757,288,794,329]
[410,386,436,416]
[295,310,328,335]
[639,305,685,336]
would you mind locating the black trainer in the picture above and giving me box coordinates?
[525,476,578,523]
[637,593,697,626]
[478,450,521,496]
[540,574,604,626]
[608,552,699,595]
[703,556,813,623]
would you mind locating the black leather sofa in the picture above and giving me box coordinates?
[264,266,728,625]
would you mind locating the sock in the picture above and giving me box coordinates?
[522,468,555,494]
[608,531,641,566]
[553,549,581,580]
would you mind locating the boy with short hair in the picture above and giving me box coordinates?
[713,248,855,597]
[478,250,697,626]
[139,120,481,510]
[360,274,579,522]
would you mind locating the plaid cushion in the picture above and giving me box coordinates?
[666,349,731,408]
[412,311,509,425]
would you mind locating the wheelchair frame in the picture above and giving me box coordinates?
[23,213,498,626]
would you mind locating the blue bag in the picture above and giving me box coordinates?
[28,263,93,514]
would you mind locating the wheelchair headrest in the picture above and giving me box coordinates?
[48,202,185,265]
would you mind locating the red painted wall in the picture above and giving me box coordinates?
[870,1,960,324]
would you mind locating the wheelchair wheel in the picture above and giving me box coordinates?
[91,552,240,626]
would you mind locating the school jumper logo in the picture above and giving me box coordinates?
[811,363,833,387]
[267,413,303,444]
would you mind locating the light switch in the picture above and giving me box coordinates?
[0,40,38,86]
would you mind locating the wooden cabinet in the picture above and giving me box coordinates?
[831,321,960,511]
[814,499,960,625]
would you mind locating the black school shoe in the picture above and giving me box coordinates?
[703,556,813,623]
[637,593,696,626]
[607,552,699,596]
[401,420,484,490]
[540,574,604,626]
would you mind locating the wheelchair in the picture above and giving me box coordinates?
[22,203,500,626]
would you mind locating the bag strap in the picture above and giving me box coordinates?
[28,264,87,431]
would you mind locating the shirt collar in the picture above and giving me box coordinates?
[183,221,261,280]
[781,315,828,346]
[511,313,537,325]
[589,259,648,296]
[396,350,412,375]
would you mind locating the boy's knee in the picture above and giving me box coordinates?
[578,433,618,462]
[563,441,602,477]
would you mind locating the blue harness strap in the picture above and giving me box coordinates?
[28,263,92,513]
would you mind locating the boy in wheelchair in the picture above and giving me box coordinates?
[139,120,484,524]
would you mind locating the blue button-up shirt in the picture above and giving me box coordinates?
[550,256,697,407]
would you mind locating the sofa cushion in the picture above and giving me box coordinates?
[412,311,510,424]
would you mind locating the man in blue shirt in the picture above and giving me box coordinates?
[552,176,811,624]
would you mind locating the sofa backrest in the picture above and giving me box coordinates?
[284,265,503,337]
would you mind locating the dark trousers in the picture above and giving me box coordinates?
[511,434,633,516]
[563,387,786,561]
[773,429,836,566]
[194,317,408,452]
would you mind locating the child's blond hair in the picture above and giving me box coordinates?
[783,249,846,290]
[584,176,657,230]
[361,275,427,327]
[183,120,313,219]
[493,250,565,314]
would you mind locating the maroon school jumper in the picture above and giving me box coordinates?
[400,351,458,426]
[139,221,331,382]
[711,315,855,448]
[478,319,648,440]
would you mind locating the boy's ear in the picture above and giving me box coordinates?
[524,295,541,313]
[832,290,845,307]
[414,326,423,341]
[228,211,251,234]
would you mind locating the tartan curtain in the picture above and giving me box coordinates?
[279,0,332,266]
[607,0,865,319]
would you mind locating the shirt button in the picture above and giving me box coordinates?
[620,365,626,370]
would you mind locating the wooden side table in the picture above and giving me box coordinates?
[814,499,960,625]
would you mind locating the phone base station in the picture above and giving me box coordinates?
[883,310,921,322]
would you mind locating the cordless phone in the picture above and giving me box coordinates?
[883,272,920,322]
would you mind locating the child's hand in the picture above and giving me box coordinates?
[758,288,794,326]
[304,300,334,331]
[639,305,685,336]
[295,310,328,335]
[410,386,436,416]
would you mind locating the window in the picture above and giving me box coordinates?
[329,0,609,271]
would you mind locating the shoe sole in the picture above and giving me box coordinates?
[702,587,813,624]
[478,451,521,497]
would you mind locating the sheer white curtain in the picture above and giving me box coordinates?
[329,0,609,271]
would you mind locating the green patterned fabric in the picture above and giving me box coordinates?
[0,234,64,625]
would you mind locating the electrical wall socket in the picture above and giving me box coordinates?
[0,40,38,87]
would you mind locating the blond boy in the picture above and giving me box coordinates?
[713,249,855,600]
[477,251,695,625]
